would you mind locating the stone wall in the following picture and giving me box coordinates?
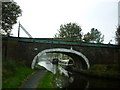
[2,37,120,67]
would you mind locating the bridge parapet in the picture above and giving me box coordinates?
[2,37,120,48]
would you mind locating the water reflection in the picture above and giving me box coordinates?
[38,60,75,88]
[55,66,74,88]
[37,60,120,88]
[38,60,57,74]
[37,60,90,89]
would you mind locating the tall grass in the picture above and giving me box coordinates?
[2,60,35,88]
[37,71,57,88]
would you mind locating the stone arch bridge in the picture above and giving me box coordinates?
[2,37,120,71]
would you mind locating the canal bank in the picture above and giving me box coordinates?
[37,71,57,88]
[36,61,120,88]
[78,64,120,80]
[36,68,120,88]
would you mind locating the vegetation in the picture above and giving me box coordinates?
[2,60,35,88]
[37,71,57,88]
[54,22,104,43]
[115,26,120,70]
[54,22,83,41]
[1,1,22,36]
[83,28,104,43]
[82,64,120,80]
[115,26,120,45]
[37,68,68,88]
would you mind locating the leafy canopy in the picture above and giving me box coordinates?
[54,23,104,43]
[55,22,83,41]
[1,1,22,36]
[115,26,120,45]
[83,28,104,43]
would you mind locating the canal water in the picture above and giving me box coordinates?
[38,60,120,88]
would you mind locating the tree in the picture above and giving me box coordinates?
[83,28,104,43]
[54,22,83,41]
[115,26,120,71]
[115,26,120,45]
[1,1,22,36]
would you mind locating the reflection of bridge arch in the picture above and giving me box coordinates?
[31,48,90,70]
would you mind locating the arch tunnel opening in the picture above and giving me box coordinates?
[31,48,90,71]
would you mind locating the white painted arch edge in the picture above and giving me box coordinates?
[31,48,90,69]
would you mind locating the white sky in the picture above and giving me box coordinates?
[12,0,120,44]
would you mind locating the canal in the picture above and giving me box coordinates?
[37,59,120,88]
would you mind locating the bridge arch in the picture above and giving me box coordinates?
[31,48,90,70]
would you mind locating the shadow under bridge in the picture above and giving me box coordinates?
[31,48,90,71]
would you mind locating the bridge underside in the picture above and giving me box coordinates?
[31,48,90,71]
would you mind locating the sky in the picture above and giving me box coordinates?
[12,0,120,44]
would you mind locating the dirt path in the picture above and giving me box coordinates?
[20,70,46,89]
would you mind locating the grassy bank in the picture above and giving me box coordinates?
[37,71,57,88]
[81,64,120,80]
[2,60,35,88]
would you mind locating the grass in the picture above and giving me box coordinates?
[37,71,57,88]
[2,59,36,88]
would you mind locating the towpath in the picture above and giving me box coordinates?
[20,70,46,89]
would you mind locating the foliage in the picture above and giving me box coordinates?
[83,28,104,43]
[54,23,104,43]
[2,60,35,88]
[115,26,120,45]
[54,22,83,41]
[1,1,22,36]
[115,26,120,70]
